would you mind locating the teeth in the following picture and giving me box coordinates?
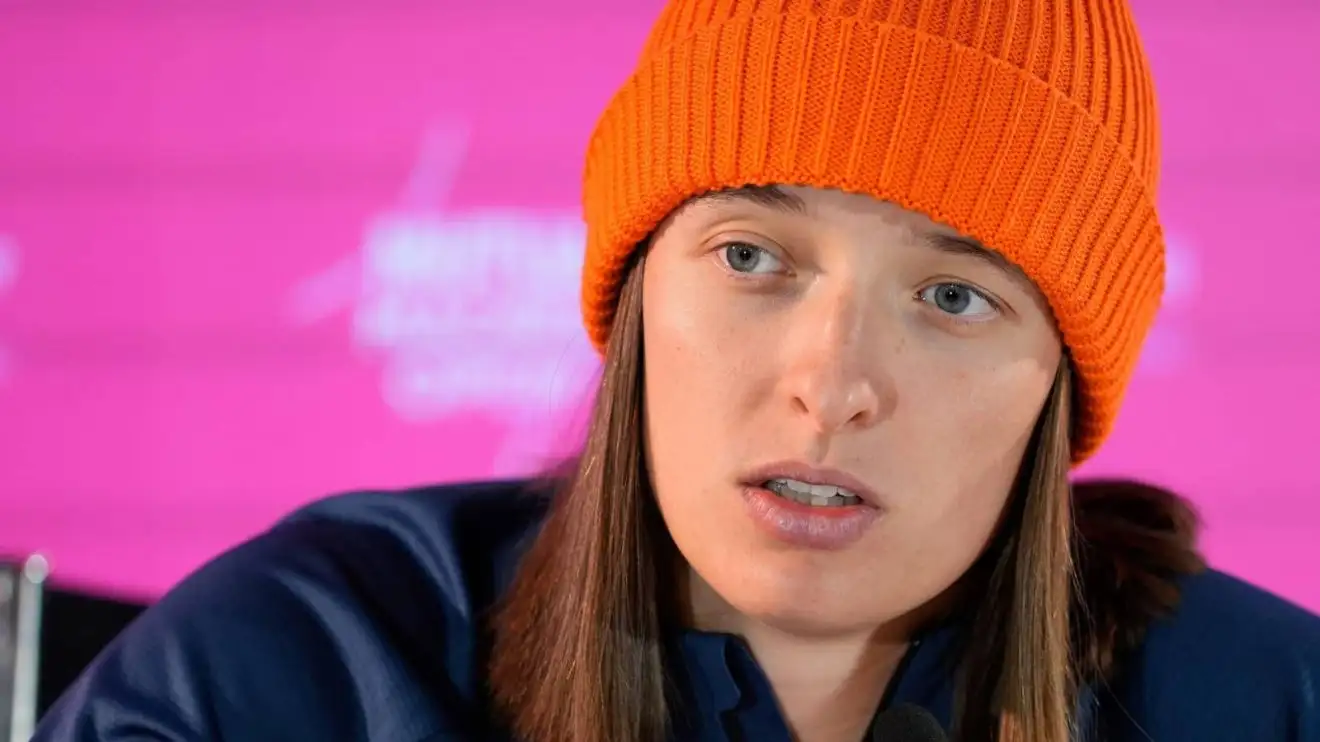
[764,478,862,507]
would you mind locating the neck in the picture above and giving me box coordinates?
[686,573,911,742]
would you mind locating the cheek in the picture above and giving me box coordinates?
[912,355,1052,477]
[640,255,780,431]
[639,256,784,574]
[639,261,734,500]
[641,257,722,421]
[642,259,775,368]
[887,358,1053,567]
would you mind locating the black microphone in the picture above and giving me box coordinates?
[869,703,948,741]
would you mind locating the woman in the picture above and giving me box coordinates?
[35,1,1320,741]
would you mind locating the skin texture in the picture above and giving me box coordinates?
[640,185,1063,741]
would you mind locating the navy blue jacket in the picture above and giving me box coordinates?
[34,480,1320,741]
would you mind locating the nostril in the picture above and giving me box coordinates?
[790,396,810,416]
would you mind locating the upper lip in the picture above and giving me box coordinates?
[742,461,885,509]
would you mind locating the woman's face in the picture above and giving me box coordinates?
[641,185,1062,637]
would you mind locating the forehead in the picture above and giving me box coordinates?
[690,185,1035,289]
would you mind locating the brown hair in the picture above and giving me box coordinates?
[489,253,1205,742]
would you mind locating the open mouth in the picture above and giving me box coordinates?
[763,478,864,508]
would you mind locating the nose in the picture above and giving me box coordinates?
[780,286,890,436]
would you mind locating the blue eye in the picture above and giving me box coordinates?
[919,283,997,318]
[722,243,785,274]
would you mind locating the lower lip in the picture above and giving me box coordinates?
[741,486,881,550]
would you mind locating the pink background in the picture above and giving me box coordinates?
[0,1,1317,608]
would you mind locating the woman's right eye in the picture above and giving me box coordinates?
[720,242,785,275]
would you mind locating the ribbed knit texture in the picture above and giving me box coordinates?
[580,0,1165,463]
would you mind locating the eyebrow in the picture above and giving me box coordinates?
[698,184,808,214]
[925,233,1023,279]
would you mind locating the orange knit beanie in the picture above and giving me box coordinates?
[580,0,1164,463]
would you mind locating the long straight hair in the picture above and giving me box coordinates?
[954,352,1075,741]
[488,253,1203,742]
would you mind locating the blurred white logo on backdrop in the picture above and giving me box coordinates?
[1137,231,1198,375]
[286,123,599,476]
[0,235,19,386]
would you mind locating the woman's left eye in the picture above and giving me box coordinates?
[719,242,785,275]
[918,282,998,320]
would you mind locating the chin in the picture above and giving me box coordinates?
[732,591,882,639]
[699,554,889,638]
